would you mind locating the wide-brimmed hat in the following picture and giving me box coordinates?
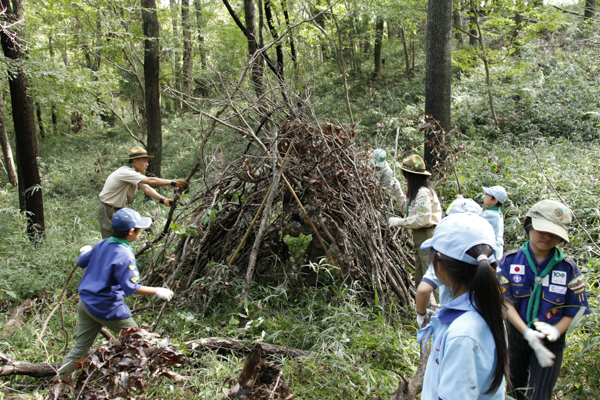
[526,200,571,242]
[482,186,508,204]
[370,149,387,168]
[421,213,495,265]
[400,154,430,176]
[127,146,153,160]
[112,208,152,232]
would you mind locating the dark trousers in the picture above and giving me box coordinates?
[508,323,565,400]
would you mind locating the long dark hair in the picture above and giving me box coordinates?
[433,244,509,394]
[402,170,436,203]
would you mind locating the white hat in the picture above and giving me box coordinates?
[482,186,508,204]
[421,213,496,265]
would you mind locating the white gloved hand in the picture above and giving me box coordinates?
[154,288,174,302]
[79,245,92,255]
[534,321,560,342]
[524,328,555,368]
[416,309,435,328]
[388,217,403,227]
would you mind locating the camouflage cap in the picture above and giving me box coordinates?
[371,149,387,168]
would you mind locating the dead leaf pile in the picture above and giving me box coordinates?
[48,327,185,400]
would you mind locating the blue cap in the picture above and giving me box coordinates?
[482,186,508,204]
[112,208,152,232]
[446,198,482,216]
[421,213,495,265]
[370,149,387,168]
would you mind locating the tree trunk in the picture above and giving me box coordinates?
[185,337,311,359]
[424,0,453,170]
[0,0,45,240]
[373,18,384,78]
[584,0,595,19]
[0,353,59,378]
[400,27,410,76]
[36,102,46,139]
[280,0,297,73]
[469,1,478,46]
[244,0,264,98]
[181,0,193,100]
[170,0,180,110]
[0,90,18,187]
[264,0,284,78]
[194,0,207,70]
[453,5,463,44]
[142,0,162,178]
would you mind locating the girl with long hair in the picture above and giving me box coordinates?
[388,154,442,289]
[418,213,509,399]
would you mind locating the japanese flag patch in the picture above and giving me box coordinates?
[510,264,525,275]
[568,275,585,291]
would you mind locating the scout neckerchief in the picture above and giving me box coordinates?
[489,205,500,213]
[125,162,133,168]
[406,199,411,217]
[521,241,564,327]
[109,236,134,253]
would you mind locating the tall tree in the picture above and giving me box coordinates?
[584,0,595,19]
[0,0,45,239]
[373,18,384,78]
[0,90,17,187]
[142,0,162,177]
[424,0,452,169]
[181,0,193,100]
[244,0,263,98]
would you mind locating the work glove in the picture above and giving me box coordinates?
[388,217,403,227]
[154,288,174,302]
[159,197,173,207]
[416,309,435,328]
[171,179,189,191]
[534,321,560,342]
[524,328,555,368]
[79,245,92,255]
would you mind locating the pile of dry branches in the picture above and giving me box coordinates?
[141,117,415,310]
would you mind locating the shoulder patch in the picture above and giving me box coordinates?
[568,275,585,291]
[500,275,510,285]
[129,265,136,270]
[418,206,427,214]
[130,277,138,283]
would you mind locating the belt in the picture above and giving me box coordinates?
[101,202,122,211]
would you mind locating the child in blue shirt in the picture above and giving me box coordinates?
[417,213,508,399]
[498,200,589,400]
[58,208,174,379]
[481,186,507,262]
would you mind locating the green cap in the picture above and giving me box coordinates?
[526,200,571,242]
[371,149,387,168]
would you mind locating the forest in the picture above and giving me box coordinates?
[0,0,599,398]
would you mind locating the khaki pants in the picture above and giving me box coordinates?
[412,226,436,288]
[97,202,121,239]
[58,300,136,378]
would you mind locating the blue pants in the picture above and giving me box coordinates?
[508,323,565,400]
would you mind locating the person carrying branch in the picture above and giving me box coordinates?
[371,149,403,200]
[97,146,189,238]
[498,200,589,400]
[387,154,442,288]
[57,208,174,380]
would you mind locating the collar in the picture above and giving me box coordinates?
[109,236,133,252]
[489,205,500,212]
[437,292,475,323]
[124,163,133,168]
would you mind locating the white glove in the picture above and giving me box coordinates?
[79,245,92,255]
[524,328,555,368]
[154,288,174,302]
[534,321,560,342]
[388,217,403,227]
[416,309,435,328]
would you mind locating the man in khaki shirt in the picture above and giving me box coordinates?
[97,146,189,238]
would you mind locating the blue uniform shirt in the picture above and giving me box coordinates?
[419,293,505,399]
[422,263,453,306]
[481,206,504,261]
[77,238,142,321]
[498,245,589,325]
